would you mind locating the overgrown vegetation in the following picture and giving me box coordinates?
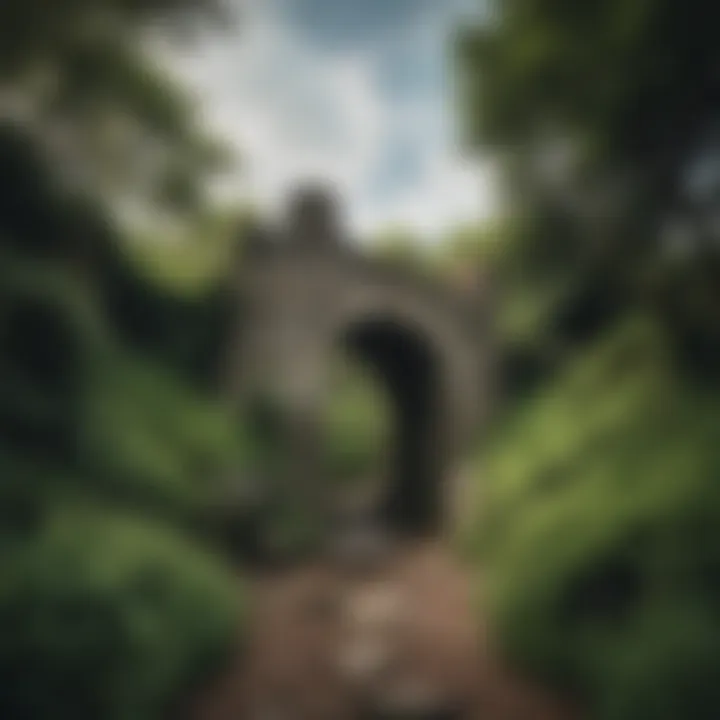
[4,0,720,716]
[323,354,392,494]
[0,2,246,716]
[457,1,720,718]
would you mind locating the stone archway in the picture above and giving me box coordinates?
[227,186,489,543]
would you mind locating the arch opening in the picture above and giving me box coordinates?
[334,317,446,536]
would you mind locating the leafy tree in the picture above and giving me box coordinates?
[459,0,720,376]
[458,2,720,718]
[0,1,248,717]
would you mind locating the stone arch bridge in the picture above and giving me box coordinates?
[227,186,492,538]
[192,189,579,720]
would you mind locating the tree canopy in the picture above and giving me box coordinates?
[458,2,720,718]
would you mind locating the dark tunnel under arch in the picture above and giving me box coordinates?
[339,316,446,536]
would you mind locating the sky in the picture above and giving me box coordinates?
[164,0,494,241]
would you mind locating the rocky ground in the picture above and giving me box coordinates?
[189,538,579,720]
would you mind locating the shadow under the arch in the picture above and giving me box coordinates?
[339,316,445,538]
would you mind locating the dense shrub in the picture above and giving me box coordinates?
[466,316,720,719]
[0,509,240,720]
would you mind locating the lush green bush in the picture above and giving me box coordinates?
[0,204,246,717]
[80,347,242,517]
[0,508,240,720]
[0,251,244,519]
[465,315,720,719]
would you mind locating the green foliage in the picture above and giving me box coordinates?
[322,356,391,488]
[0,0,231,222]
[80,348,241,517]
[0,1,246,715]
[459,0,720,166]
[0,241,243,717]
[368,227,439,278]
[465,316,720,719]
[0,508,239,720]
[127,206,251,295]
[459,0,720,375]
[457,2,720,715]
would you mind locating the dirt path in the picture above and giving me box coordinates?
[189,540,579,720]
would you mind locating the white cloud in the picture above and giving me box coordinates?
[156,0,496,241]
[354,156,496,242]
